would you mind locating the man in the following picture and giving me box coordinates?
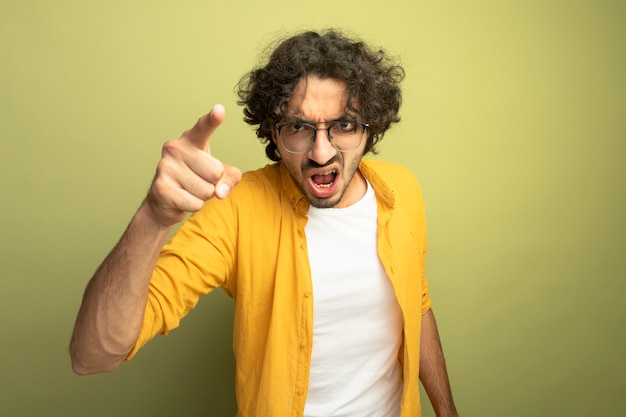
[70,30,458,417]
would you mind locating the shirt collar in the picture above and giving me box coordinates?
[278,162,309,215]
[359,159,396,208]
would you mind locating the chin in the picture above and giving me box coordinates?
[306,193,344,209]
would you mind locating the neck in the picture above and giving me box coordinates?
[335,169,367,208]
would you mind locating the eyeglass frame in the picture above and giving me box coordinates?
[274,120,370,154]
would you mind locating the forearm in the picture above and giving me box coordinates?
[70,202,172,375]
[69,106,241,375]
[419,309,458,417]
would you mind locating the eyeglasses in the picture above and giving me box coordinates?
[275,120,369,153]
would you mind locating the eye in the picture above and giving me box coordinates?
[279,123,315,141]
[290,123,305,132]
[335,121,357,133]
[283,123,308,135]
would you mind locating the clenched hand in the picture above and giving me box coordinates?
[146,104,242,227]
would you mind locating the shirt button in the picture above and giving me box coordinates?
[304,291,311,298]
[297,389,305,396]
[300,341,308,348]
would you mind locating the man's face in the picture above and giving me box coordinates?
[273,76,368,209]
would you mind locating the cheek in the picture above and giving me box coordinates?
[281,153,304,176]
[344,151,360,168]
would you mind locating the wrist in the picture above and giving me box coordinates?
[135,200,176,238]
[139,197,183,230]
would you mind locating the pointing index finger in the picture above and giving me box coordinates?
[184,104,226,152]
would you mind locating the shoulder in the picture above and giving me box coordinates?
[230,163,282,197]
[360,159,421,190]
[193,163,283,225]
[360,159,426,218]
[240,163,281,184]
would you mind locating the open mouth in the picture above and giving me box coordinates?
[311,169,337,188]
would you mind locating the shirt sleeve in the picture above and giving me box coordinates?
[126,195,237,359]
[421,233,433,315]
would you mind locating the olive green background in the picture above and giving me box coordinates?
[1,0,624,416]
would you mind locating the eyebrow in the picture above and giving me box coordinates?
[281,115,356,124]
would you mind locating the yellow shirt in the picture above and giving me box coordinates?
[128,158,432,417]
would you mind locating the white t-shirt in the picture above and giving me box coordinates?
[303,182,403,417]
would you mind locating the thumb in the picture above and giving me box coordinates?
[184,104,226,152]
[214,164,243,199]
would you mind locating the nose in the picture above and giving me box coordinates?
[308,128,337,165]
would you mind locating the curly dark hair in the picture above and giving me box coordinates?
[236,29,405,161]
